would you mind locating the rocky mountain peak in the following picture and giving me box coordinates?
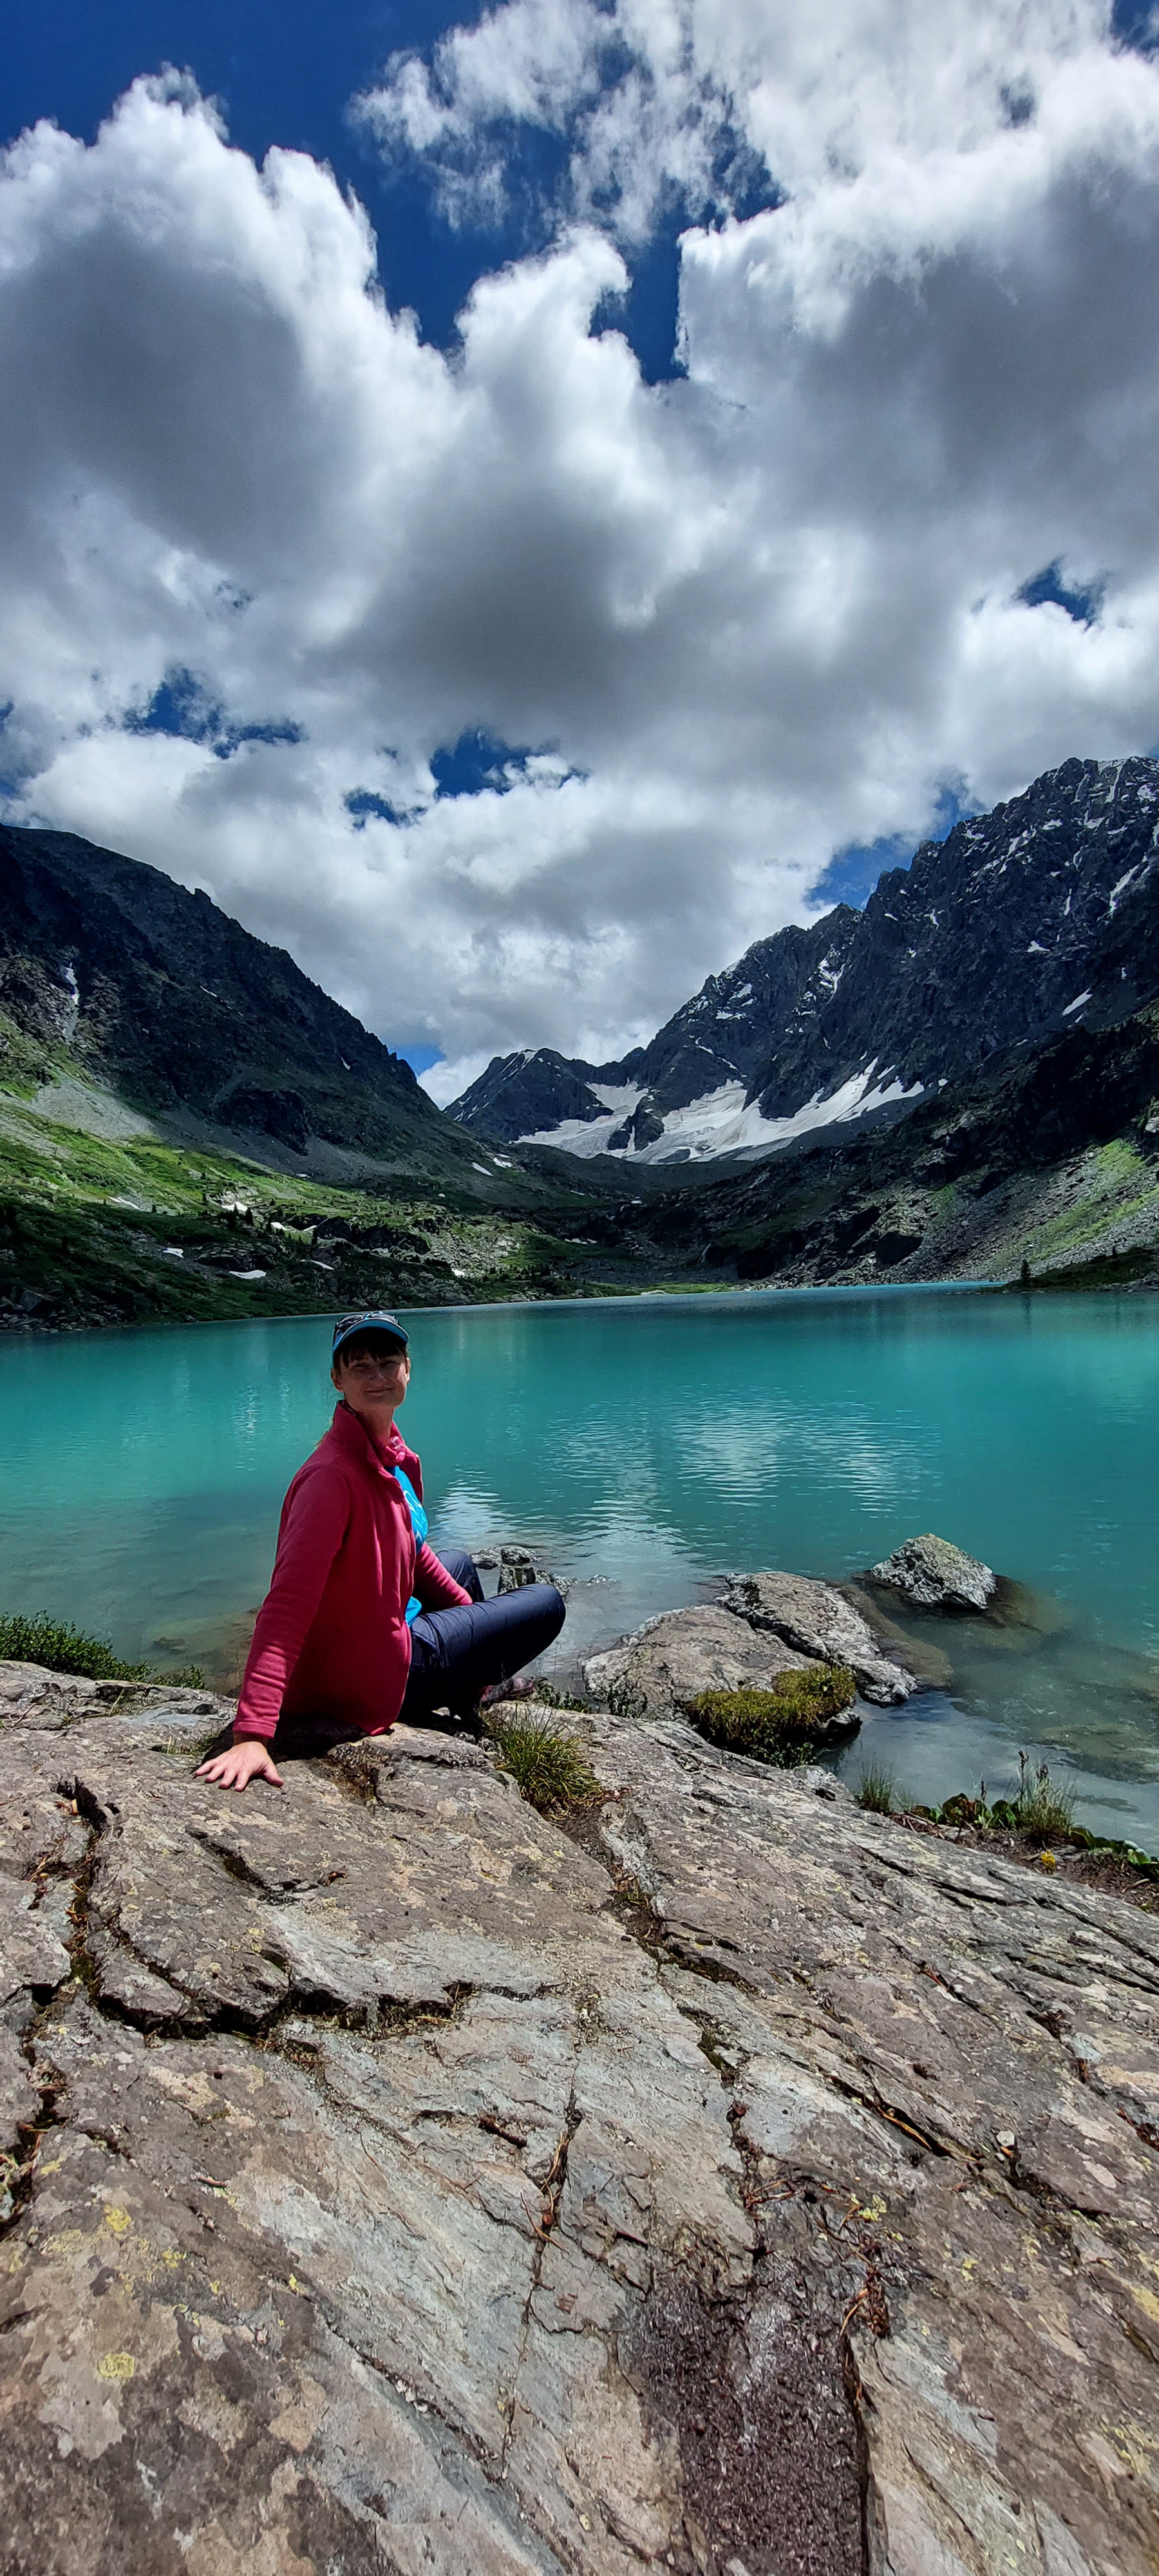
[451,755,1159,1167]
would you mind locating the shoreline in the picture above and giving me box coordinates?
[12,1263,1155,1343]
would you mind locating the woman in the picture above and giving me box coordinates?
[197,1309,566,1794]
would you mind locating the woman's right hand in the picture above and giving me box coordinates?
[196,1737,284,1792]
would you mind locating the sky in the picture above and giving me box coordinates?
[1,3,1158,1099]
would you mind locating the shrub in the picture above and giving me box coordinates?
[686,1665,856,1768]
[485,1710,600,1815]
[0,1611,148,1681]
[856,1759,896,1815]
[0,1611,203,1687]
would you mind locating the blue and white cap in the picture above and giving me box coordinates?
[332,1309,410,1360]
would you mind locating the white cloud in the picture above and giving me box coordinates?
[2,23,1159,1084]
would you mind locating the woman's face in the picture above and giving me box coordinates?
[332,1338,411,1425]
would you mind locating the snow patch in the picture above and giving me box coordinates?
[1108,867,1140,913]
[518,1065,923,1164]
[1062,989,1093,1016]
[521,1083,643,1156]
[589,1082,644,1114]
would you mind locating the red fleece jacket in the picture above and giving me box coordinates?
[232,1403,470,1743]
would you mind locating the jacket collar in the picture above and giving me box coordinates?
[329,1401,406,1482]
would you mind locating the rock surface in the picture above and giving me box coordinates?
[867,1533,997,1614]
[583,1603,860,1746]
[1,1656,1158,2575]
[722,1572,917,1706]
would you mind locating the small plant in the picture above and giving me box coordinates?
[526,1680,595,1714]
[855,1759,896,1815]
[485,1710,600,1815]
[0,1611,203,1687]
[687,1666,856,1768]
[939,1790,990,1829]
[1010,1751,1075,1846]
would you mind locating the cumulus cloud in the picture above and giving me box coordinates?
[2,19,1159,1094]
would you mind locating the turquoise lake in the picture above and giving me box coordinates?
[1,1284,1158,1849]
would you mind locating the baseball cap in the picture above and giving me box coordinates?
[332,1310,410,1361]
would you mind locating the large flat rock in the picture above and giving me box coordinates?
[722,1570,918,1705]
[0,1660,1156,2573]
[584,1602,831,1720]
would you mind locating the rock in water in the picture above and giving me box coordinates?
[723,1569,917,1704]
[1,1656,1157,2575]
[868,1530,997,1611]
[585,1602,841,1723]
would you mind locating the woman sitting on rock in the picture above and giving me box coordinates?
[198,1310,566,1794]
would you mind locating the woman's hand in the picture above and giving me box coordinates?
[196,1737,284,1792]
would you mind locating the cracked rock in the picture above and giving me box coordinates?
[0,1658,1156,2575]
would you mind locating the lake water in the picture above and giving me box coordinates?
[1,1285,1158,1850]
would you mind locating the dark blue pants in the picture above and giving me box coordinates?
[400,1549,567,1722]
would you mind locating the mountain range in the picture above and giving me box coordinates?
[0,823,471,1180]
[450,757,1159,1167]
[1,760,1158,1329]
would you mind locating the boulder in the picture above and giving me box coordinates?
[1,1665,1156,2575]
[723,1569,916,1705]
[867,1530,997,1612]
[584,1602,858,1740]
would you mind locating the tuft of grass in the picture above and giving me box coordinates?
[855,1759,896,1815]
[1009,1750,1076,1846]
[0,1609,203,1687]
[485,1710,601,1815]
[686,1666,856,1768]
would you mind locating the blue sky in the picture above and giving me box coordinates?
[0,1,688,376]
[1,2,1158,1095]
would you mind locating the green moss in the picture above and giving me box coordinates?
[686,1667,856,1766]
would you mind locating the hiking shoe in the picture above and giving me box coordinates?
[478,1676,536,1714]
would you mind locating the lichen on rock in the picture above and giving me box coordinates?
[867,1530,997,1612]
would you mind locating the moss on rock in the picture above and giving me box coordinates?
[686,1665,856,1765]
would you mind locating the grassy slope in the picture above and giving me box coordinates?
[0,1063,652,1331]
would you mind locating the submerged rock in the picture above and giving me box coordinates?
[723,1569,917,1704]
[868,1530,997,1612]
[3,1655,1158,2575]
[840,1580,958,1689]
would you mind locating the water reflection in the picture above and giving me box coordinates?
[0,1285,1156,1843]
